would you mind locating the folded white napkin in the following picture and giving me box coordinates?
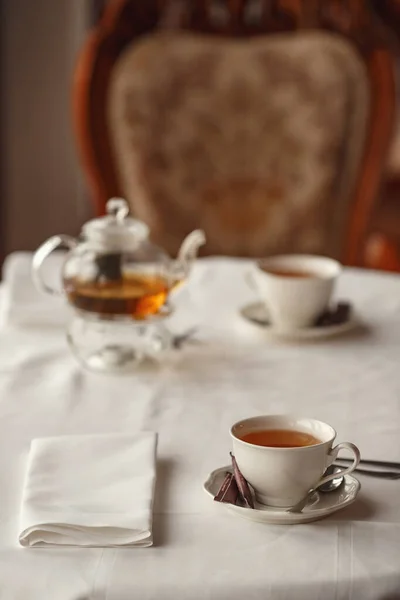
[2,252,68,328]
[19,432,158,547]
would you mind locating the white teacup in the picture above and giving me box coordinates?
[231,415,360,508]
[248,254,342,330]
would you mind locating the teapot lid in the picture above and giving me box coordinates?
[82,198,149,250]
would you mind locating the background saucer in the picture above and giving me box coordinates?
[240,302,359,341]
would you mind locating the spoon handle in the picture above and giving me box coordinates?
[334,464,400,480]
[172,327,198,349]
[335,457,400,470]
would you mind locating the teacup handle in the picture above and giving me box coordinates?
[316,442,361,488]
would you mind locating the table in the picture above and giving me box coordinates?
[1,256,400,599]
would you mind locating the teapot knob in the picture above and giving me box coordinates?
[106,198,130,222]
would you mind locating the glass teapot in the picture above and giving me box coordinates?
[32,198,206,371]
[33,198,205,319]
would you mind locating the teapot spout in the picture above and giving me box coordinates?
[174,230,206,281]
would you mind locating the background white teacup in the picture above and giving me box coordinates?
[231,415,360,508]
[248,255,342,330]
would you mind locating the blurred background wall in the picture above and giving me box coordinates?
[0,0,94,256]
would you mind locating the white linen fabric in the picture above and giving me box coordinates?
[1,251,68,327]
[1,255,400,598]
[19,432,157,548]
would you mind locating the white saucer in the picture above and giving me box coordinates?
[240,302,359,341]
[204,466,360,525]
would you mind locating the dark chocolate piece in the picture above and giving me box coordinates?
[214,472,239,505]
[230,453,254,509]
[315,302,351,327]
[334,302,351,324]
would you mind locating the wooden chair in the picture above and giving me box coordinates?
[363,0,400,271]
[73,0,396,263]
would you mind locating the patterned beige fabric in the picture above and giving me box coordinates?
[108,32,369,258]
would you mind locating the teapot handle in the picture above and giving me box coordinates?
[32,235,77,296]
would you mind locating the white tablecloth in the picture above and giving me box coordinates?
[1,256,400,599]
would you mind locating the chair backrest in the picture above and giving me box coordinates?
[73,0,397,264]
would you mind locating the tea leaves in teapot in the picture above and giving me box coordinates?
[95,253,122,282]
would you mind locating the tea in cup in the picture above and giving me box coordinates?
[231,415,360,508]
[247,254,342,330]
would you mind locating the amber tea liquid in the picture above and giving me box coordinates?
[240,429,321,448]
[65,273,169,319]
